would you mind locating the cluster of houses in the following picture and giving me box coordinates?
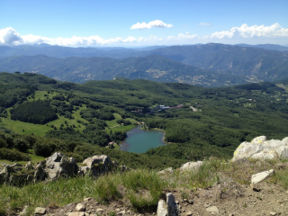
[153,104,184,112]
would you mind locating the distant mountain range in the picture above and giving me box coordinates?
[0,43,287,86]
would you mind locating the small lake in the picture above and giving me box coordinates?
[120,127,165,153]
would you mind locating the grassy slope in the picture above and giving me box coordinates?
[0,89,137,136]
[1,159,287,215]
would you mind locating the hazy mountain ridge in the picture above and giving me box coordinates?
[0,43,288,86]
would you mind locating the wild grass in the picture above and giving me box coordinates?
[123,169,165,211]
[273,169,288,189]
[0,169,165,215]
[0,118,51,136]
[170,159,225,190]
[1,158,287,215]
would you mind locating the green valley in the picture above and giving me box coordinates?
[1,72,288,166]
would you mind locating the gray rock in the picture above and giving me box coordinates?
[206,206,219,215]
[45,152,78,180]
[157,193,179,216]
[232,136,288,161]
[180,161,203,173]
[167,193,178,216]
[0,163,33,186]
[34,161,47,182]
[158,167,173,175]
[67,212,86,216]
[25,161,34,170]
[46,152,62,165]
[19,205,28,216]
[251,169,274,185]
[75,203,86,212]
[96,208,104,213]
[81,155,113,177]
[34,207,46,215]
[157,199,168,216]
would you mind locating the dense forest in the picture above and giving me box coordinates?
[0,72,288,169]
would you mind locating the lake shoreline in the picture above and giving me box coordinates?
[120,126,166,153]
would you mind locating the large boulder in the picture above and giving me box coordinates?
[180,161,203,173]
[34,161,47,182]
[0,163,34,186]
[81,155,114,177]
[232,136,288,161]
[45,152,79,180]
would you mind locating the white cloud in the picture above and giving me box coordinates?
[210,23,288,39]
[0,23,288,47]
[130,20,173,30]
[0,27,23,45]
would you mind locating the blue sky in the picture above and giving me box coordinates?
[0,0,288,46]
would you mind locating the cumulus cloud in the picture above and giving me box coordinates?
[130,20,173,30]
[210,23,288,39]
[0,27,23,45]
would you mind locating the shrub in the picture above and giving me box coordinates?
[34,141,56,157]
[94,176,122,203]
[11,101,57,124]
[14,138,29,152]
[0,137,7,148]
[110,131,127,142]
[271,169,288,189]
[122,170,165,212]
[0,148,30,161]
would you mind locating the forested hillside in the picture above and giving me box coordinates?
[1,72,288,168]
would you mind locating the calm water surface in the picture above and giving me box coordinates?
[120,127,165,153]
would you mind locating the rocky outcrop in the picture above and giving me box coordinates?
[0,163,34,186]
[0,153,115,186]
[45,152,78,180]
[180,161,203,173]
[158,167,173,175]
[81,155,114,177]
[232,136,288,161]
[157,193,179,216]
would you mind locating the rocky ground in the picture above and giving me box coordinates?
[8,136,288,216]
[31,179,288,216]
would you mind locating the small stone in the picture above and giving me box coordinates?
[83,197,92,202]
[188,200,194,204]
[118,210,126,215]
[34,207,46,215]
[67,212,85,216]
[186,211,193,216]
[204,203,210,208]
[75,203,86,211]
[96,208,104,213]
[157,199,168,216]
[206,206,219,215]
[251,169,274,185]
[270,212,278,216]
[19,205,28,216]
